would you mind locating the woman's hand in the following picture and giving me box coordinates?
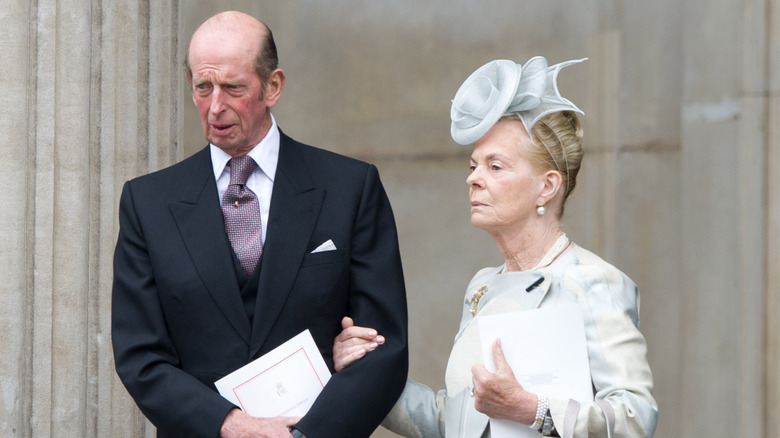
[332,316,385,372]
[471,339,537,425]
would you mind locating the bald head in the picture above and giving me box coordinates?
[185,11,278,85]
[199,10,262,30]
[185,11,285,155]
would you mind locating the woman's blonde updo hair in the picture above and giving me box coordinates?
[522,110,584,215]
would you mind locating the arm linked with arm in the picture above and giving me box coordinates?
[295,164,409,437]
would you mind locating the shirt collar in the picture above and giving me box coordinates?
[210,114,280,182]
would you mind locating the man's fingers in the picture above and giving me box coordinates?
[280,416,302,427]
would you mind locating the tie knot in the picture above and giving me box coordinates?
[228,155,258,186]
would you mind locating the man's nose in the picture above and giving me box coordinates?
[209,88,227,114]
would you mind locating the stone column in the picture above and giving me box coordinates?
[0,1,182,437]
[1,1,36,436]
[767,0,780,435]
[738,0,771,435]
[679,0,771,436]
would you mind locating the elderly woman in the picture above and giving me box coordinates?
[333,57,658,437]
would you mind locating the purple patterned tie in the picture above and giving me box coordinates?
[221,155,263,276]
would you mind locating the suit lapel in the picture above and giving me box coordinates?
[168,147,251,343]
[250,134,322,357]
[523,274,552,310]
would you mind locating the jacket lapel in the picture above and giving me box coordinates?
[523,274,552,310]
[168,147,251,343]
[249,135,322,357]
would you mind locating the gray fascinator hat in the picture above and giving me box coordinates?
[450,56,586,145]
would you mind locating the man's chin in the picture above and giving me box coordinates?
[209,139,254,156]
[207,131,235,147]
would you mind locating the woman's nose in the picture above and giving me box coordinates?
[467,166,483,187]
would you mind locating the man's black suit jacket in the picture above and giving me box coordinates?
[112,131,409,438]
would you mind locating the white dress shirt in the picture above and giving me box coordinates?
[210,115,279,245]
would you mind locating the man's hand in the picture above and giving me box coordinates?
[471,339,537,425]
[332,316,385,372]
[220,409,300,438]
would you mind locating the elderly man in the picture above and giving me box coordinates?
[112,11,408,438]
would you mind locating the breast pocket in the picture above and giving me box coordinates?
[290,249,349,317]
[299,248,346,267]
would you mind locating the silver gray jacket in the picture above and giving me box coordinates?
[382,244,658,438]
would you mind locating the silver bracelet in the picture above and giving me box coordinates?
[541,408,556,436]
[530,394,548,431]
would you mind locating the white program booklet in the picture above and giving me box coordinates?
[478,304,593,437]
[214,329,332,418]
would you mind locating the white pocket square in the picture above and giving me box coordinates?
[311,239,337,253]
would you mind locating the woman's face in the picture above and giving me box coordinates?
[466,119,545,233]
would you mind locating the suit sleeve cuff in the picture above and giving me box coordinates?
[290,427,308,438]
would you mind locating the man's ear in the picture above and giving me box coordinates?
[263,68,286,107]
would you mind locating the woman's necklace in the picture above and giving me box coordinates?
[530,233,570,270]
[469,233,570,317]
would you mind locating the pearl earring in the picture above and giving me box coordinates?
[537,205,546,215]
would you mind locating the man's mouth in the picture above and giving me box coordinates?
[211,123,235,134]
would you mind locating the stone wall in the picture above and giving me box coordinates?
[1,2,182,437]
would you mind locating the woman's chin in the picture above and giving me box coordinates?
[470,216,493,231]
